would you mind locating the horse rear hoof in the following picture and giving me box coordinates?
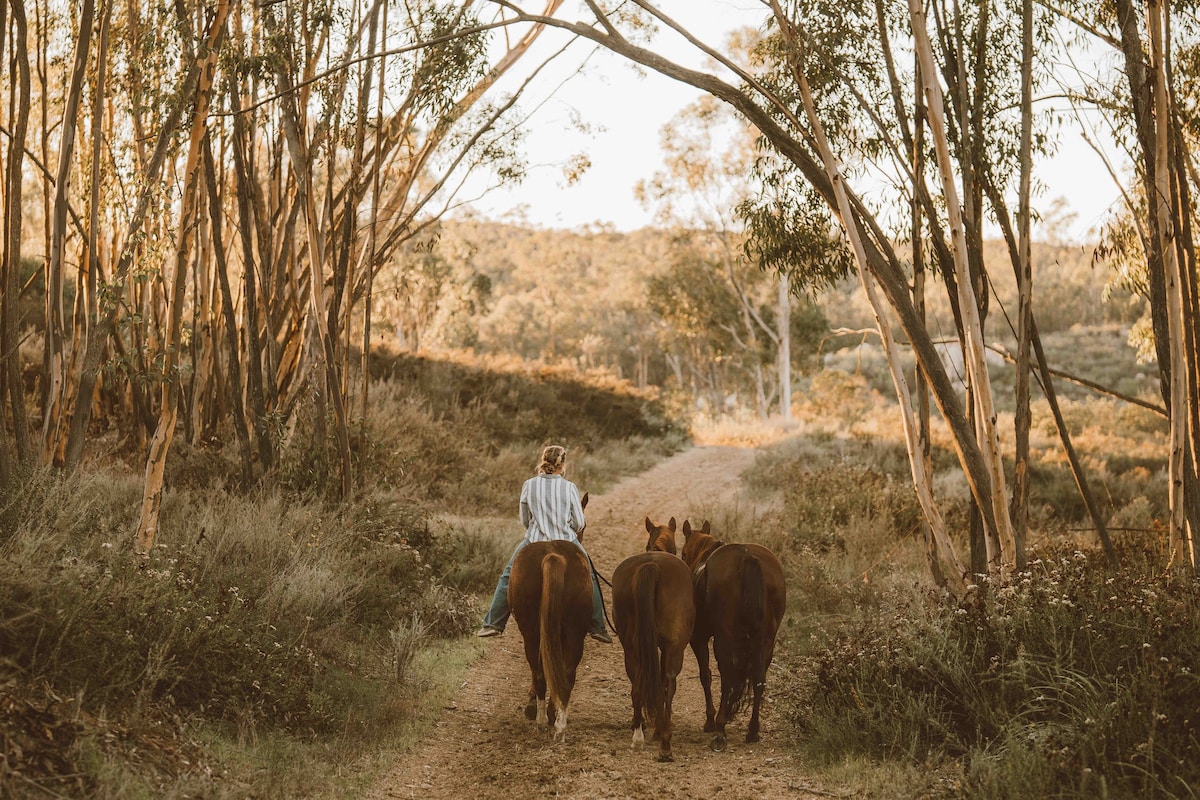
[709,734,727,752]
[746,732,761,743]
[524,702,537,721]
[657,753,674,763]
[703,721,716,733]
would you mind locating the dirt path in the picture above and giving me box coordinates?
[364,445,831,800]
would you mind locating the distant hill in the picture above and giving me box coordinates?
[395,221,1152,414]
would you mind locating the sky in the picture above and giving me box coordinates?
[458,3,1127,244]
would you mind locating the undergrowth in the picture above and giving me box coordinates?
[746,392,1191,800]
[0,352,686,797]
[784,547,1200,799]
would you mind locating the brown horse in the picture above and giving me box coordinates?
[507,496,593,742]
[611,550,695,762]
[681,519,786,752]
[643,516,677,554]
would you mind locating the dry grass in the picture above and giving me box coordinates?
[0,351,688,797]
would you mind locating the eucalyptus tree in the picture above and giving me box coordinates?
[490,0,1101,594]
[0,0,569,547]
[1063,0,1200,569]
[2,0,34,475]
[639,94,825,419]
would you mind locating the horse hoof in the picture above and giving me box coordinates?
[709,734,727,752]
[657,754,674,763]
[703,722,716,733]
[746,732,761,743]
[524,702,537,721]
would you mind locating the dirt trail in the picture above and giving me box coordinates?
[364,445,830,800]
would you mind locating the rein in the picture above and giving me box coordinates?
[584,553,617,634]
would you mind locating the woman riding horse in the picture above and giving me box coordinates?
[477,444,611,643]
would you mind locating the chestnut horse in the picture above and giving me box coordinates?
[644,516,677,554]
[507,494,593,742]
[680,519,786,752]
[611,550,695,762]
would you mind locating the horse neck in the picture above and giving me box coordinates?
[686,537,723,570]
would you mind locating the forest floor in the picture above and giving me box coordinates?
[363,445,842,800]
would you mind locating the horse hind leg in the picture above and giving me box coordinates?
[534,669,549,728]
[552,702,569,743]
[524,687,538,721]
[656,677,676,762]
[694,638,717,733]
[630,689,646,750]
[746,679,765,743]
[709,682,731,752]
[657,645,685,762]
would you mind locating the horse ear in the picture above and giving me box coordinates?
[702,519,711,533]
[668,517,677,532]
[581,492,588,510]
[682,519,692,537]
[645,516,655,533]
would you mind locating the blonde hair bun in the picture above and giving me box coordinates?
[538,445,567,474]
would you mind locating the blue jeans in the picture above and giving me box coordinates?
[482,538,606,634]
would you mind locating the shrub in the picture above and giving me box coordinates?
[0,471,477,740]
[787,546,1200,797]
[772,461,923,551]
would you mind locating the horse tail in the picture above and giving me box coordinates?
[539,552,570,708]
[727,553,765,718]
[631,562,665,729]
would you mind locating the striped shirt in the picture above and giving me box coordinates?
[520,474,586,543]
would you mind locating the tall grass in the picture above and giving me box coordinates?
[0,352,686,795]
[739,381,1192,799]
[786,549,1200,798]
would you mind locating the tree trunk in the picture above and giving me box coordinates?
[908,0,1016,578]
[203,136,254,488]
[1146,0,1192,569]
[226,74,274,471]
[40,0,95,467]
[362,0,389,428]
[777,274,791,420]
[135,0,231,554]
[1010,0,1034,571]
[780,7,967,596]
[3,0,34,467]
[63,48,203,471]
[272,54,353,500]
[509,1,1006,553]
